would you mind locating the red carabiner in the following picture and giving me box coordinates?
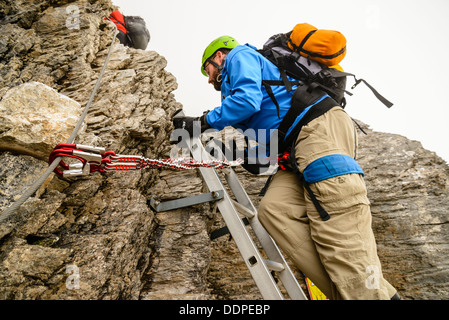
[49,146,86,177]
[49,144,116,177]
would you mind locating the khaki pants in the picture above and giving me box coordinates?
[258,107,397,300]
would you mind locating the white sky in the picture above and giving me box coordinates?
[113,0,449,164]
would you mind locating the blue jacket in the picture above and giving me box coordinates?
[206,44,296,145]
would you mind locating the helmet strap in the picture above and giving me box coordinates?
[206,57,226,83]
[207,58,222,72]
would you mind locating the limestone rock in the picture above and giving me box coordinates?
[0,237,72,300]
[0,0,448,301]
[355,125,449,300]
[0,82,83,160]
[0,152,50,218]
[0,0,203,301]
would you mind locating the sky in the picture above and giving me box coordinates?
[112,0,449,164]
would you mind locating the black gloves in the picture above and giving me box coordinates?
[172,110,211,137]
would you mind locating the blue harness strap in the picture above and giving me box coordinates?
[302,154,364,184]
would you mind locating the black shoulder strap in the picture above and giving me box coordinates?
[262,80,300,119]
[289,144,331,221]
[352,78,393,108]
[278,95,336,151]
[326,68,393,108]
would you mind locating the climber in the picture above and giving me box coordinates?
[106,10,150,50]
[172,35,400,300]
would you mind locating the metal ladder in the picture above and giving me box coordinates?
[151,121,307,300]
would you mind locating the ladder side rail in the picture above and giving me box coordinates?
[205,137,307,300]
[188,137,285,300]
[223,168,308,300]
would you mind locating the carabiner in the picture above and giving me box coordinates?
[49,144,116,177]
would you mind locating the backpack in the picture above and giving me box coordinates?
[107,11,150,50]
[124,16,151,50]
[258,24,394,220]
[258,23,393,110]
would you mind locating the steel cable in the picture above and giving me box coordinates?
[0,27,118,224]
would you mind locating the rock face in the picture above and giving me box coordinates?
[355,127,449,299]
[1,0,448,300]
[0,0,183,300]
[0,82,83,160]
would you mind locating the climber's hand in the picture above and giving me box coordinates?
[172,111,211,137]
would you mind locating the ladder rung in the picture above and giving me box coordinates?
[264,259,285,272]
[231,199,255,218]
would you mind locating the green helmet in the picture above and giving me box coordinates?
[201,36,239,76]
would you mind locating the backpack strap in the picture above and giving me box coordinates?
[352,77,393,108]
[271,51,294,92]
[289,29,346,62]
[261,79,300,119]
[288,29,316,57]
[107,15,135,48]
[300,171,331,221]
[277,93,337,152]
[278,145,331,221]
[122,16,135,48]
[326,68,393,108]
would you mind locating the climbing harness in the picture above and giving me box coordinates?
[49,143,243,178]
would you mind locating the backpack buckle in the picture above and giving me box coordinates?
[351,78,363,90]
[277,152,292,171]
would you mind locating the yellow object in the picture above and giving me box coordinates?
[305,277,328,300]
